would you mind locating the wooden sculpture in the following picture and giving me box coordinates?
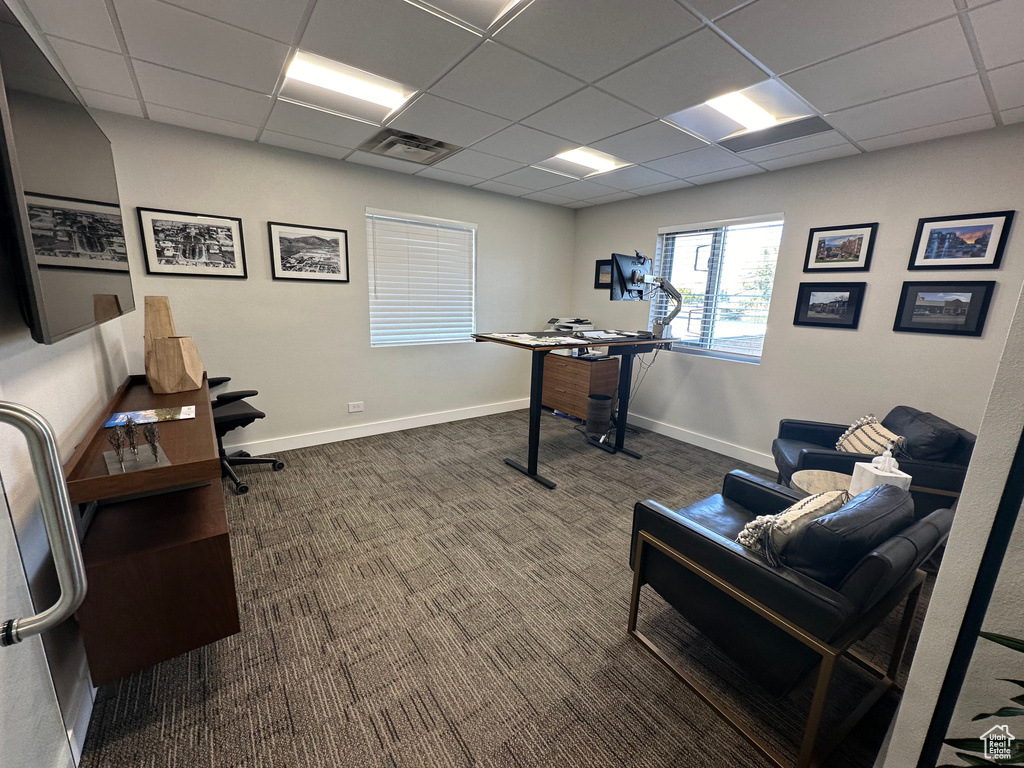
[144,296,204,393]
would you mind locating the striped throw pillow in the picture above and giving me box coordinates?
[836,415,905,455]
[736,489,850,565]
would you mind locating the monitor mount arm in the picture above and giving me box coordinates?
[642,273,682,339]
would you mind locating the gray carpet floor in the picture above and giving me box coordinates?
[80,410,928,768]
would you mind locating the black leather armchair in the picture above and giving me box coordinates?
[629,470,952,768]
[772,405,975,517]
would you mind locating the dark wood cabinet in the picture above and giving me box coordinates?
[66,375,240,685]
[541,355,619,420]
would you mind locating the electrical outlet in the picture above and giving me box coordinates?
[348,401,364,413]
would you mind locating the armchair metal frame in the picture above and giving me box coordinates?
[628,530,925,768]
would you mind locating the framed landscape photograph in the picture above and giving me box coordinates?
[803,223,877,272]
[894,280,995,336]
[138,207,246,278]
[793,282,866,329]
[268,222,349,282]
[594,258,612,289]
[25,193,128,271]
[908,211,1014,270]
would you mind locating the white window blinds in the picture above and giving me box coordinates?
[366,209,477,347]
[650,216,783,362]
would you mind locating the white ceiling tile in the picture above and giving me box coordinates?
[418,0,517,31]
[590,121,707,164]
[259,130,352,160]
[645,145,749,178]
[24,0,120,51]
[429,41,583,120]
[47,37,135,97]
[544,179,618,200]
[783,19,976,113]
[989,62,1024,111]
[146,104,258,140]
[634,179,693,195]
[346,150,422,174]
[468,124,576,164]
[684,164,764,184]
[564,200,593,209]
[586,190,639,204]
[433,149,523,178]
[718,0,955,74]
[473,179,532,196]
[597,29,765,117]
[134,61,271,126]
[970,1,1024,69]
[757,143,860,170]
[685,0,753,21]
[415,167,484,186]
[857,114,997,152]
[79,87,143,117]
[301,0,479,89]
[494,0,701,83]
[590,165,676,190]
[737,131,849,163]
[159,0,308,43]
[264,100,380,148]
[113,0,288,92]
[521,88,652,144]
[388,94,509,147]
[1001,106,1024,125]
[826,76,990,141]
[521,190,576,205]
[493,166,573,191]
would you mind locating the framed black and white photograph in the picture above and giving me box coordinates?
[25,193,128,271]
[594,258,612,289]
[803,223,877,272]
[908,211,1014,270]
[268,222,349,282]
[138,207,246,278]
[894,280,995,336]
[793,282,866,329]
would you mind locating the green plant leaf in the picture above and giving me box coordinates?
[1012,694,1024,706]
[946,738,986,753]
[981,632,1024,653]
[972,707,1024,721]
[1000,679,1024,689]
[955,752,999,766]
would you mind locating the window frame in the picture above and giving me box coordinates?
[365,207,478,348]
[651,212,784,364]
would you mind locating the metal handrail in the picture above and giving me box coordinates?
[0,402,87,647]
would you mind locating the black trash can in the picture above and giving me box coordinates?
[586,394,613,437]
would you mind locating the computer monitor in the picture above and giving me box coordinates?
[610,252,651,301]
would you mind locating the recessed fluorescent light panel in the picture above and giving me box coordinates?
[280,51,416,124]
[535,147,630,178]
[665,80,814,144]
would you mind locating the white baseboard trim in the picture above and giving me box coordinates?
[226,398,530,456]
[67,681,96,764]
[627,413,776,471]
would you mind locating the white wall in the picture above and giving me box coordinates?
[570,123,1024,468]
[95,113,578,454]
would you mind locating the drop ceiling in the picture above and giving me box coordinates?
[8,0,1024,209]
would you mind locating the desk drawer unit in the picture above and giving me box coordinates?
[542,356,618,420]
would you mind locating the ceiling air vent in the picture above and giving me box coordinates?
[358,129,461,165]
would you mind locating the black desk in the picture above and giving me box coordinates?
[473,331,673,489]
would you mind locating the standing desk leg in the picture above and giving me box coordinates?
[614,350,642,459]
[504,349,556,489]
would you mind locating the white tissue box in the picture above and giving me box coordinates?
[849,461,912,498]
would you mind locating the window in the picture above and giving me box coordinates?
[649,215,784,362]
[366,208,476,347]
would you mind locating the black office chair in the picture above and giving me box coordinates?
[210,377,284,495]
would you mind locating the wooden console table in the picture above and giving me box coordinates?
[64,374,240,685]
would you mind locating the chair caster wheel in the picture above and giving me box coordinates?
[235,484,249,495]
[273,461,285,471]
[238,451,251,458]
